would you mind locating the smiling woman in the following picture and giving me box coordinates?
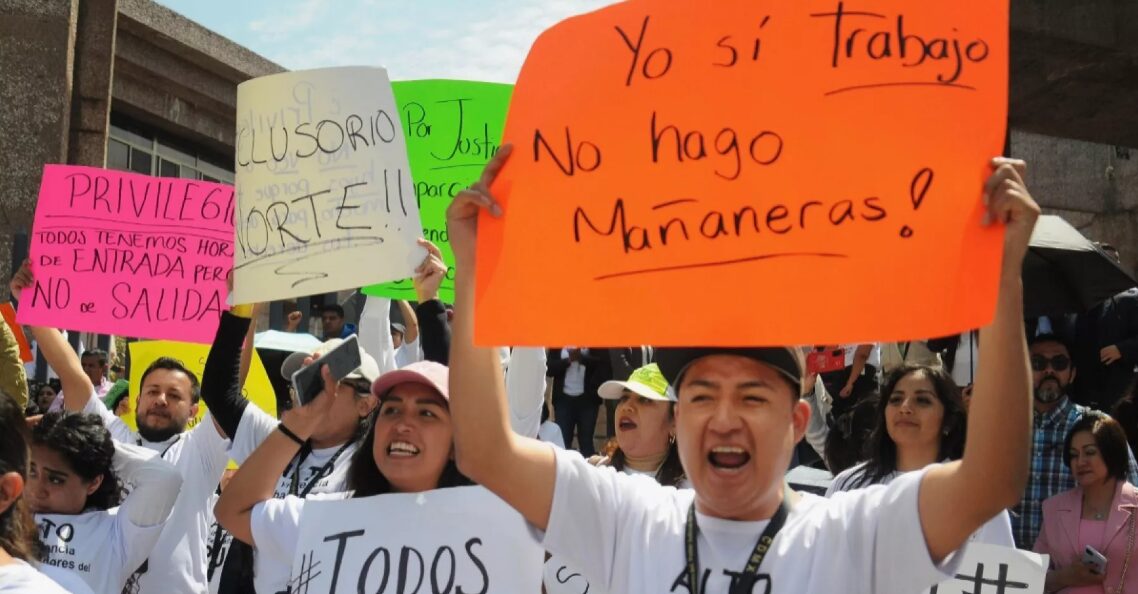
[214,361,476,586]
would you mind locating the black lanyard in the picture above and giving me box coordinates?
[685,487,791,594]
[288,441,352,497]
[138,435,181,460]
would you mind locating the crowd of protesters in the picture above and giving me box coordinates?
[0,151,1136,594]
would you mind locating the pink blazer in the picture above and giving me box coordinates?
[1034,481,1138,593]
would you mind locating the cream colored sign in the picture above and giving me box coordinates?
[233,66,424,303]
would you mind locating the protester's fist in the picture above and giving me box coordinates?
[445,144,513,266]
[285,311,303,332]
[982,157,1040,270]
[839,383,853,399]
[413,238,448,303]
[1101,344,1123,365]
[8,259,33,301]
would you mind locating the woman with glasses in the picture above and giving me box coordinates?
[196,301,383,594]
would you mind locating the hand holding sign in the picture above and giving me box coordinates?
[413,239,448,303]
[473,0,1009,347]
[9,259,32,302]
[362,80,513,303]
[234,67,425,304]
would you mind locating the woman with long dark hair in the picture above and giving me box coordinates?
[215,361,478,582]
[0,393,69,593]
[826,364,1013,545]
[29,411,182,593]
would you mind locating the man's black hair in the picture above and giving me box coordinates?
[321,304,346,318]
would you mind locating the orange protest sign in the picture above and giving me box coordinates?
[0,303,33,363]
[475,0,1008,347]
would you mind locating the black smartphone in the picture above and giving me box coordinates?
[291,335,363,405]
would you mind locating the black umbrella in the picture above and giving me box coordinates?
[1023,215,1137,318]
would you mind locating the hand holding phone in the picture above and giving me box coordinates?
[1082,545,1108,576]
[291,336,363,406]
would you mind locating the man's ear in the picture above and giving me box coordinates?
[792,400,811,444]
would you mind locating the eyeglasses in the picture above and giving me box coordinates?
[1031,354,1071,372]
[339,378,372,396]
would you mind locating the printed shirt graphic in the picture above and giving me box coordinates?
[36,506,164,594]
[222,404,358,594]
[543,448,961,594]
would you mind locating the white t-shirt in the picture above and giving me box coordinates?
[544,464,692,594]
[0,560,81,594]
[560,348,588,396]
[36,506,164,593]
[247,492,352,580]
[950,332,978,388]
[826,462,1015,549]
[223,404,359,594]
[539,421,566,448]
[83,394,235,594]
[35,440,180,594]
[843,343,881,369]
[543,447,961,594]
[394,335,422,368]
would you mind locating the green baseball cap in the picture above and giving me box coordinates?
[598,363,673,402]
[102,379,130,410]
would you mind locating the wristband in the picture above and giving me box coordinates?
[277,423,306,446]
[230,304,255,318]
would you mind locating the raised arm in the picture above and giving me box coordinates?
[919,158,1039,561]
[0,311,28,410]
[840,344,872,398]
[215,365,337,544]
[9,260,93,412]
[447,145,557,530]
[115,440,183,526]
[238,302,264,391]
[395,300,419,345]
[359,296,398,374]
[414,239,450,365]
[507,347,548,439]
[200,305,255,439]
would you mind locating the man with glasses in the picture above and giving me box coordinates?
[1011,333,1138,548]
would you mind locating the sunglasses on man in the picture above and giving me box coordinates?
[1030,354,1071,372]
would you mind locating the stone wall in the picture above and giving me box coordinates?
[1011,130,1138,275]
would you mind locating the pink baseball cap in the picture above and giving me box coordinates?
[370,361,449,401]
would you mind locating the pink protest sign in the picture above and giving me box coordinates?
[17,165,234,343]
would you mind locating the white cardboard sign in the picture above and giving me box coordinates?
[289,486,543,594]
[234,66,425,303]
[931,543,1046,594]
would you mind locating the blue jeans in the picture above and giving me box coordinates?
[555,394,600,457]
